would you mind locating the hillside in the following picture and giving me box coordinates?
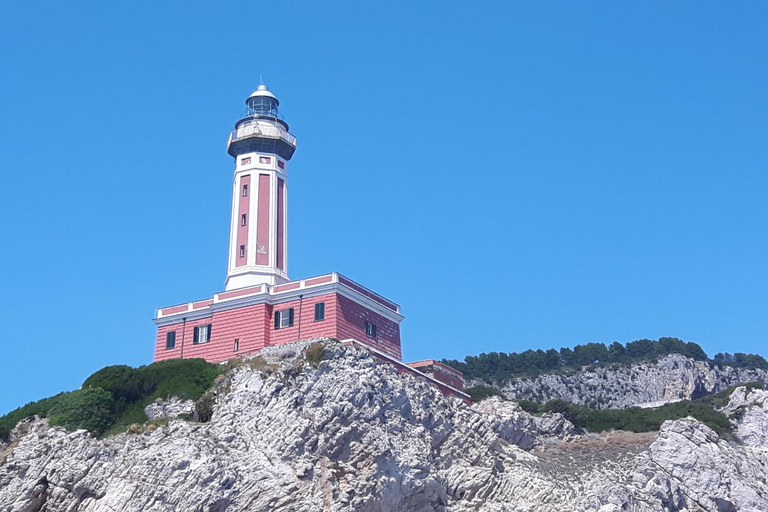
[445,338,768,409]
[2,339,768,511]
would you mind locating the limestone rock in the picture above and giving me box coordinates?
[499,354,768,409]
[1,340,767,511]
[144,396,196,420]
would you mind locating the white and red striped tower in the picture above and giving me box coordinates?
[224,85,297,290]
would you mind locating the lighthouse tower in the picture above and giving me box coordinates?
[224,85,297,290]
[152,85,467,401]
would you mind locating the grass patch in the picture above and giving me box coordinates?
[305,343,326,366]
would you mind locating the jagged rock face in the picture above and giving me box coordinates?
[721,387,768,447]
[472,396,582,449]
[499,354,768,409]
[144,396,196,420]
[1,341,767,511]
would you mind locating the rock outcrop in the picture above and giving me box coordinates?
[144,396,196,420]
[1,340,767,511]
[499,353,768,409]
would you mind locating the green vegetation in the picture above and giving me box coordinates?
[713,352,768,371]
[696,381,764,410]
[0,358,223,439]
[470,383,763,437]
[466,385,503,402]
[443,337,766,385]
[535,399,733,437]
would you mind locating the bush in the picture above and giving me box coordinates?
[305,343,325,366]
[466,385,503,403]
[0,394,65,439]
[134,358,222,402]
[1,358,225,439]
[83,365,147,403]
[540,398,733,436]
[517,400,539,414]
[47,388,116,437]
[195,392,215,423]
[696,382,764,409]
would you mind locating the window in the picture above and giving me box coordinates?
[365,321,377,338]
[166,331,176,350]
[239,245,246,257]
[234,339,240,352]
[241,213,247,226]
[274,308,294,329]
[314,302,325,321]
[259,156,271,164]
[241,157,251,165]
[193,324,212,344]
[277,160,285,170]
[242,184,248,197]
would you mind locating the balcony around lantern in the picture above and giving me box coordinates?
[229,118,296,145]
[227,116,297,160]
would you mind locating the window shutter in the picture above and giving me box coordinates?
[288,308,294,327]
[207,324,212,341]
[274,311,280,329]
[193,326,199,344]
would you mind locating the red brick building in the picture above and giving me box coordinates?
[153,85,466,401]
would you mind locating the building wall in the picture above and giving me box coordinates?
[153,292,398,363]
[335,295,402,360]
[424,365,464,390]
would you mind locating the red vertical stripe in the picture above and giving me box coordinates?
[256,174,271,265]
[277,177,285,271]
[235,175,251,267]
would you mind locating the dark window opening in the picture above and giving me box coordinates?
[239,245,246,257]
[365,321,377,338]
[314,302,325,321]
[241,213,247,226]
[193,324,212,344]
[274,308,294,329]
[242,184,248,196]
[234,339,240,352]
[166,331,176,350]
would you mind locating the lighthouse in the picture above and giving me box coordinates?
[225,84,296,290]
[151,86,467,402]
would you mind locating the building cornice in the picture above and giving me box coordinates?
[153,273,404,327]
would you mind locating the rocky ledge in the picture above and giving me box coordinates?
[499,353,768,409]
[1,340,767,511]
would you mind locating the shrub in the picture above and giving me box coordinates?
[48,388,116,436]
[2,358,225,440]
[83,365,147,403]
[0,393,65,439]
[541,399,733,436]
[134,358,222,402]
[305,343,325,366]
[466,385,503,403]
[195,392,215,423]
[696,382,764,409]
[517,400,539,414]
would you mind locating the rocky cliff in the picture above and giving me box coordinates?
[499,353,768,409]
[1,340,767,511]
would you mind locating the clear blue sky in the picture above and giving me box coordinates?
[1,2,767,415]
